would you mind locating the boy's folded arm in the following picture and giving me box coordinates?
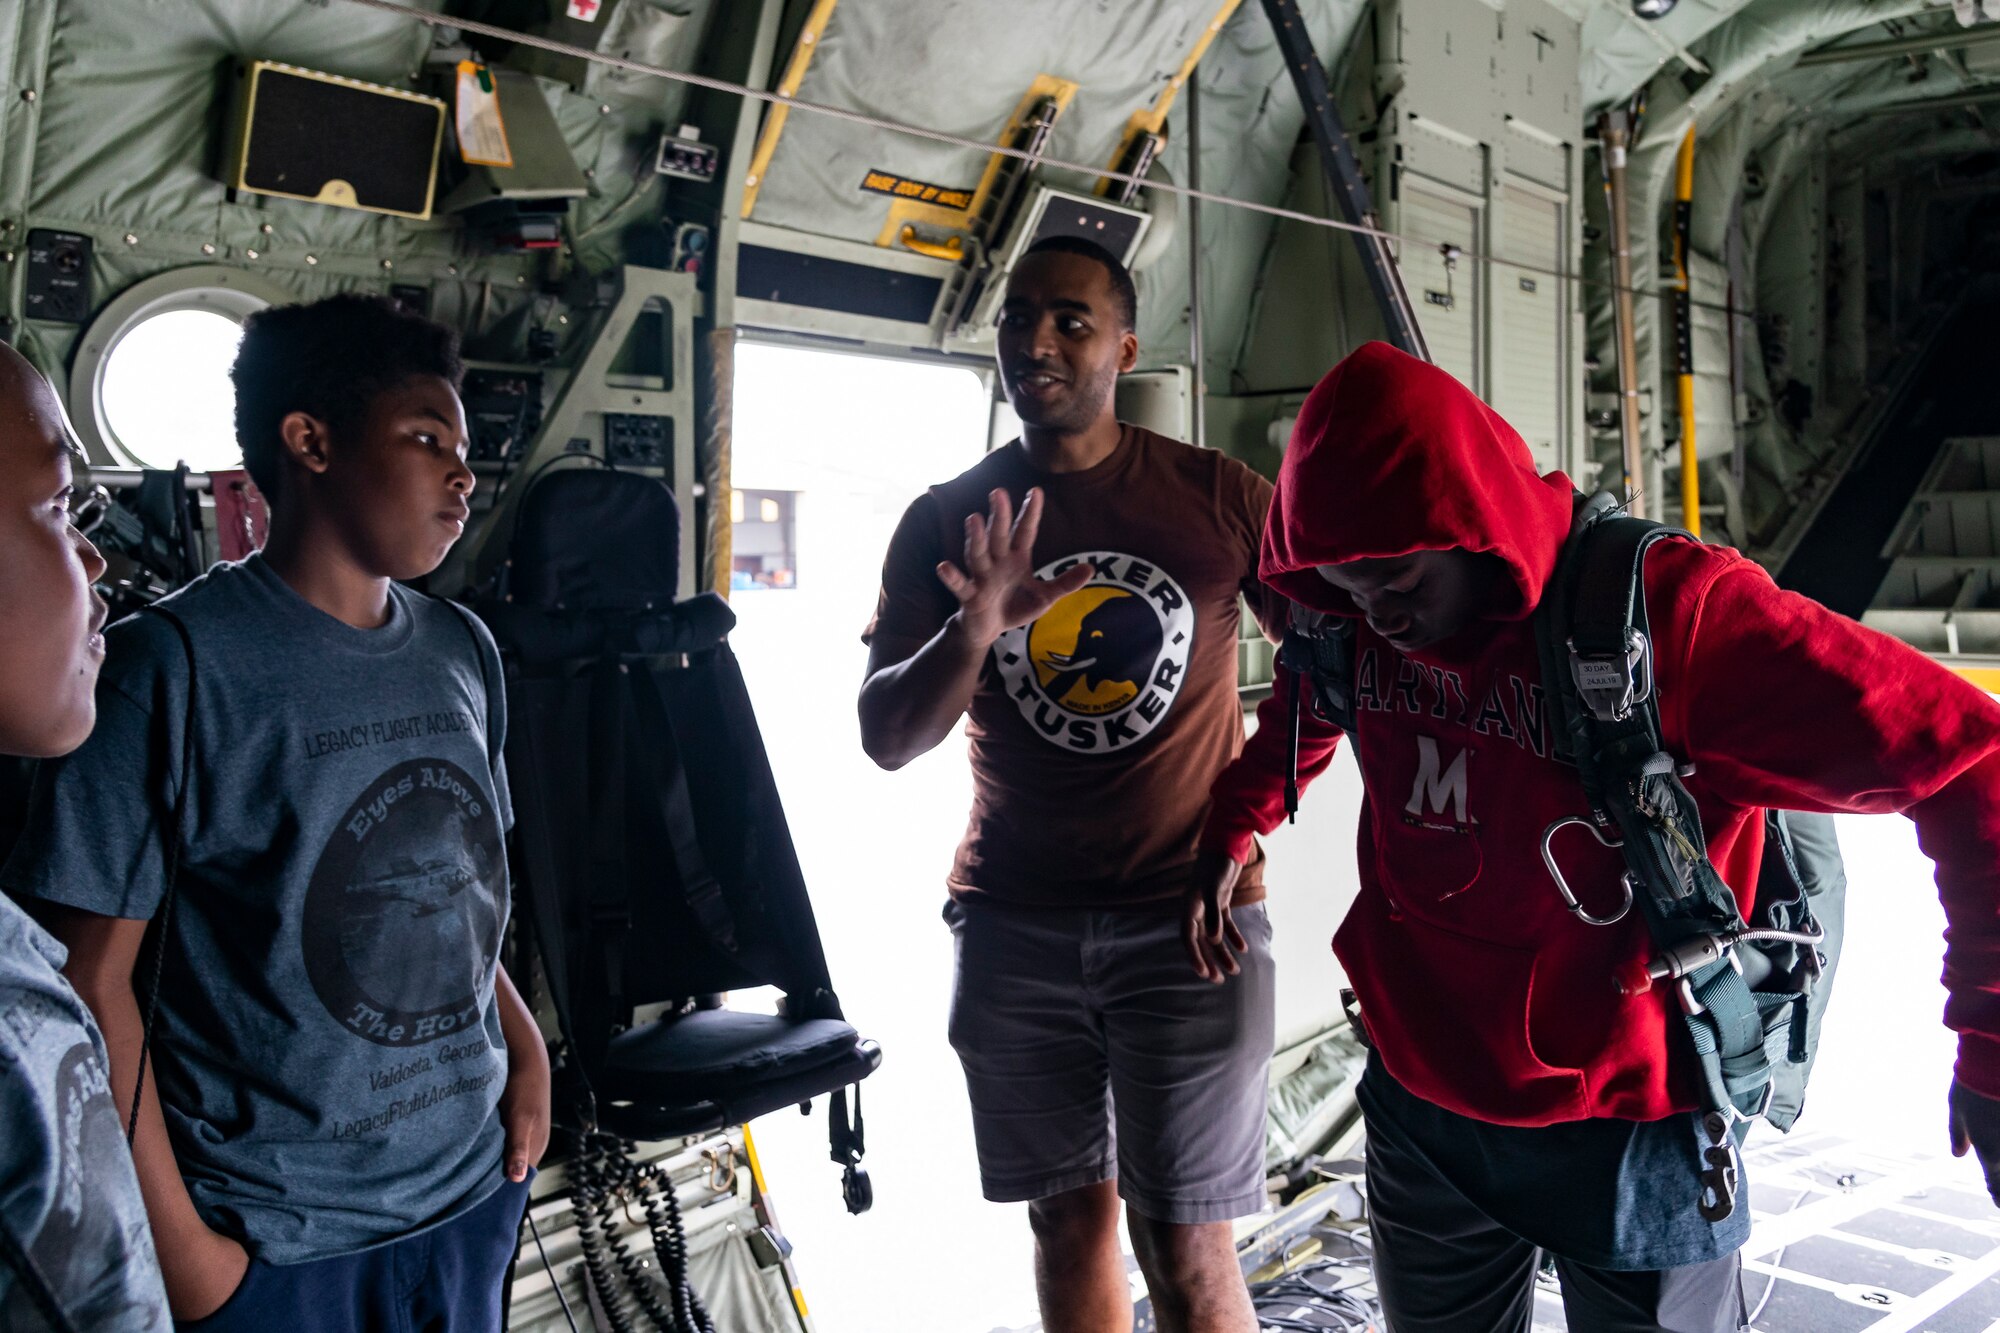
[43,906,250,1320]
[1199,665,1345,865]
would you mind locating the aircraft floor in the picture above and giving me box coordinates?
[1523,1128,2000,1333]
[1228,1126,2000,1333]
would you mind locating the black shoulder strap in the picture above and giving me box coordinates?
[441,599,502,778]
[127,605,196,1148]
[624,664,740,958]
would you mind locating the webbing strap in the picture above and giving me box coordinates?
[511,683,604,1097]
[1549,504,1773,1125]
[625,664,741,957]
[586,659,633,1017]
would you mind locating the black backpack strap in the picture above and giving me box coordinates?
[1275,603,1357,822]
[126,604,196,1149]
[624,663,741,958]
[1539,500,1823,1220]
[503,666,602,1122]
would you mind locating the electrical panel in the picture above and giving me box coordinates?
[24,229,92,323]
[655,126,718,183]
[670,222,709,276]
[462,368,544,465]
[605,413,670,468]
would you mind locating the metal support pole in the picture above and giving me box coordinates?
[1188,71,1206,448]
[1257,0,1428,360]
[1599,111,1646,519]
[1673,128,1698,538]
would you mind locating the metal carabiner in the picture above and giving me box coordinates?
[1541,816,1634,926]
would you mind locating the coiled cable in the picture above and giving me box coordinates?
[570,1131,716,1333]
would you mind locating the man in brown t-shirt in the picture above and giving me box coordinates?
[860,237,1273,1333]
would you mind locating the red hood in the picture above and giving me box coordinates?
[1260,342,1577,623]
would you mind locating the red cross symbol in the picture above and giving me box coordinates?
[567,0,601,20]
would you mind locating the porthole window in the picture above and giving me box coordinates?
[69,267,292,474]
[98,308,248,472]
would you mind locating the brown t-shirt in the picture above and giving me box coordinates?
[866,424,1278,908]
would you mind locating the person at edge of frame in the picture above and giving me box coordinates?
[0,342,174,1331]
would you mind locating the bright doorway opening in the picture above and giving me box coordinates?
[725,342,1043,1333]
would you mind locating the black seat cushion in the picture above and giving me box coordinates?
[602,1008,861,1105]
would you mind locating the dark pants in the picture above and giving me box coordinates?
[178,1173,530,1333]
[1365,1113,1746,1333]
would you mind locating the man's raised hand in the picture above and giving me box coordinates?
[936,487,1092,646]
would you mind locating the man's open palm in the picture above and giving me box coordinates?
[936,487,1092,644]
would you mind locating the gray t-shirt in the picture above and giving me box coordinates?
[0,894,170,1331]
[0,555,515,1266]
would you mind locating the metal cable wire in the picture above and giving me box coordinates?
[332,0,1751,319]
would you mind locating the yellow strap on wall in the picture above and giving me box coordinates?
[1675,128,1698,539]
[1100,0,1245,193]
[740,0,841,219]
[874,74,1078,247]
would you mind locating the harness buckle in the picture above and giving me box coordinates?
[1697,1143,1739,1222]
[1567,630,1653,724]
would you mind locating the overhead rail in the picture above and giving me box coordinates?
[1797,21,2000,66]
[335,0,1766,323]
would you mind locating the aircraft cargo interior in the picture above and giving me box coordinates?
[3,1,2000,1331]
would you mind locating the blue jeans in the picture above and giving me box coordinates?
[177,1170,530,1333]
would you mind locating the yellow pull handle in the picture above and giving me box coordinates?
[898,226,964,261]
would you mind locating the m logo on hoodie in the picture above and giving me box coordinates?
[994,550,1195,754]
[1406,736,1473,829]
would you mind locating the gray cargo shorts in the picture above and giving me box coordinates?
[943,895,1276,1225]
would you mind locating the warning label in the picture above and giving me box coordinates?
[861,170,973,210]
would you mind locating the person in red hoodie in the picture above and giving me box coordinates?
[1188,341,2000,1331]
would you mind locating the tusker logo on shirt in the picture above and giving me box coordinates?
[302,758,505,1048]
[993,551,1194,754]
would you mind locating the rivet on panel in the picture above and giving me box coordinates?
[260,223,274,235]
[123,233,138,246]
[20,89,35,103]
[246,248,260,260]
[381,259,394,270]
[201,243,216,256]
[305,254,319,266]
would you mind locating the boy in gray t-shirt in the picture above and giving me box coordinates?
[0,343,170,1330]
[2,296,550,1330]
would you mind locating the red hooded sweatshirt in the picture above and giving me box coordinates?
[1203,342,2000,1126]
